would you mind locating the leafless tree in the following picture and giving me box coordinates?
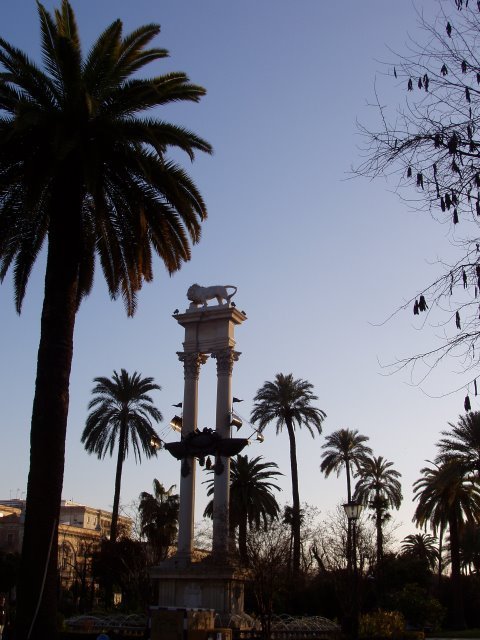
[355,0,480,396]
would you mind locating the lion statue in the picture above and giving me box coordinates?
[187,284,238,308]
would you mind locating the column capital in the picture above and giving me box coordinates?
[177,351,208,380]
[211,349,241,376]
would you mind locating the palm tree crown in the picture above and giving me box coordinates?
[82,369,163,542]
[320,428,372,502]
[251,373,326,575]
[203,454,282,564]
[139,479,179,563]
[401,533,439,571]
[1,3,210,634]
[354,455,402,564]
[437,411,480,475]
[1,1,212,314]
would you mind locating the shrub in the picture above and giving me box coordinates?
[360,610,405,639]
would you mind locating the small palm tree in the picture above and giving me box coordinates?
[401,533,439,571]
[139,479,179,562]
[251,373,326,575]
[82,370,163,542]
[354,455,402,565]
[413,460,480,630]
[320,428,372,502]
[204,455,282,564]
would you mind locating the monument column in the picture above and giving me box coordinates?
[176,351,208,563]
[211,348,240,558]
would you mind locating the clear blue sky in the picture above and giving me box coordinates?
[0,1,467,545]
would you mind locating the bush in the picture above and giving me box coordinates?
[360,610,405,639]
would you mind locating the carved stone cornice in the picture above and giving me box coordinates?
[177,351,208,380]
[211,349,240,376]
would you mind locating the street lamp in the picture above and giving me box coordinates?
[343,500,363,640]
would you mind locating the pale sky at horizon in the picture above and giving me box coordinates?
[0,0,471,547]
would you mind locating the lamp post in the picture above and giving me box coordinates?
[343,501,363,640]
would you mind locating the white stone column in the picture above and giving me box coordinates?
[211,348,240,558]
[176,351,208,562]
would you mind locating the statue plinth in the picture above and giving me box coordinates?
[174,305,247,353]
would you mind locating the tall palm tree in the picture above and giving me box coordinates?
[401,533,439,571]
[0,3,211,636]
[139,480,179,563]
[413,460,480,630]
[354,455,402,565]
[320,428,372,503]
[81,370,163,542]
[203,455,282,564]
[251,373,326,575]
[437,411,480,475]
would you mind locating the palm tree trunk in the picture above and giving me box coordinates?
[110,419,127,543]
[285,418,301,576]
[375,503,383,566]
[346,460,352,572]
[449,515,466,629]
[16,189,81,640]
[238,517,248,565]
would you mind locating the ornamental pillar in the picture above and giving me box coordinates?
[211,348,240,558]
[176,351,208,561]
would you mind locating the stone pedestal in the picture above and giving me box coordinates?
[151,302,248,620]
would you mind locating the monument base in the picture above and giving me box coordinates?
[151,556,249,617]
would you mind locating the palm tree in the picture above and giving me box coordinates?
[81,370,163,542]
[401,533,439,571]
[251,373,326,575]
[203,455,282,564]
[437,411,480,475]
[320,429,372,503]
[354,455,402,565]
[0,3,211,635]
[139,480,179,563]
[413,460,480,629]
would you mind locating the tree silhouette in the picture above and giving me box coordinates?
[251,373,326,576]
[354,455,402,565]
[82,370,162,542]
[413,460,480,629]
[355,0,480,394]
[401,533,439,571]
[203,454,282,564]
[0,2,211,634]
[139,480,179,563]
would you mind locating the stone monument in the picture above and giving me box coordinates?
[150,284,250,621]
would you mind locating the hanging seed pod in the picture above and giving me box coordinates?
[413,299,419,315]
[446,22,452,37]
[453,208,459,224]
[466,87,471,103]
[463,269,467,287]
[408,78,413,91]
[475,379,478,396]
[424,74,429,91]
[477,72,480,84]
[417,173,424,188]
[441,63,448,76]
[467,124,473,139]
[476,200,480,215]
[445,193,452,209]
[448,134,458,154]
[418,77,423,89]
[456,310,461,329]
[441,197,446,212]
[452,191,458,205]
[419,295,428,311]
[394,67,397,78]
[462,60,468,73]
[465,395,472,411]
[475,286,478,297]
[407,166,412,178]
